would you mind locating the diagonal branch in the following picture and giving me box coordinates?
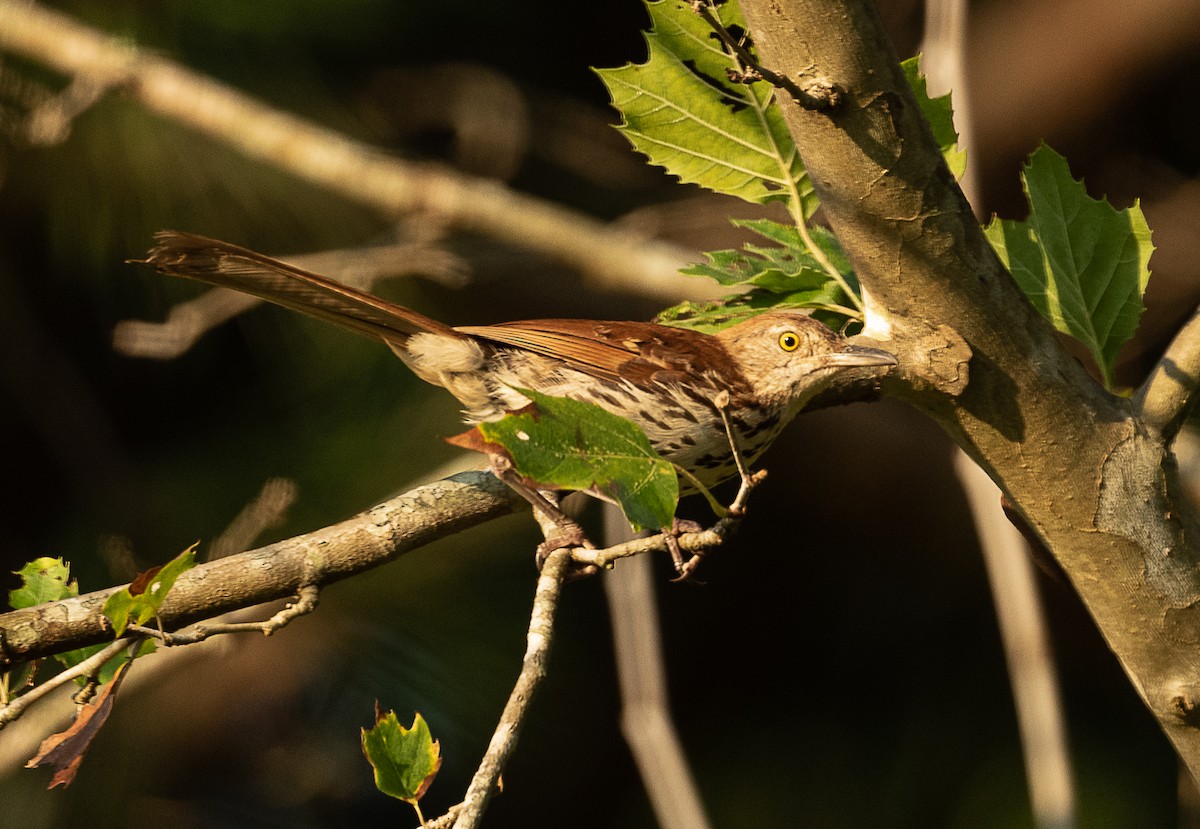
[0,471,525,667]
[1135,304,1200,441]
[0,1,702,300]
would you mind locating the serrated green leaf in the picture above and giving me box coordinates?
[9,557,78,609]
[362,709,442,807]
[102,544,198,636]
[470,389,679,532]
[984,145,1152,388]
[595,0,815,213]
[662,218,857,332]
[901,55,965,178]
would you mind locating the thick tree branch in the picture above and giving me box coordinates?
[737,0,1200,777]
[0,471,525,667]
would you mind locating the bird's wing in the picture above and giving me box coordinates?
[457,319,739,388]
[137,231,465,345]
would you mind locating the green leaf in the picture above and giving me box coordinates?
[54,639,156,687]
[6,558,153,687]
[595,0,815,214]
[901,55,965,178]
[362,709,442,809]
[451,389,679,532]
[9,557,78,609]
[983,145,1153,387]
[657,219,857,333]
[102,544,198,637]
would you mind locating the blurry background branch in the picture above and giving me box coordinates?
[0,1,707,302]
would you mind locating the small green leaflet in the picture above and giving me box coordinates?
[448,389,679,532]
[656,219,857,332]
[595,0,816,215]
[984,145,1152,388]
[7,557,153,685]
[900,55,965,178]
[102,543,198,636]
[9,557,78,609]
[362,708,441,823]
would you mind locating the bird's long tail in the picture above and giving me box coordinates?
[136,231,466,346]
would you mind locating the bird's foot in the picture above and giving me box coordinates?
[536,521,599,581]
[665,518,707,584]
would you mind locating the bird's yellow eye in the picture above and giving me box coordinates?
[778,331,801,352]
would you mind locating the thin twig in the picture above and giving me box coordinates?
[0,470,526,667]
[570,524,730,571]
[208,477,299,560]
[424,803,463,829]
[0,636,138,728]
[125,584,319,645]
[1135,304,1200,441]
[690,0,841,111]
[451,548,571,829]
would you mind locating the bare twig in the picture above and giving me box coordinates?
[690,0,841,111]
[570,522,730,571]
[451,548,572,829]
[424,803,463,829]
[1135,304,1200,440]
[0,637,138,728]
[126,584,319,645]
[0,470,526,666]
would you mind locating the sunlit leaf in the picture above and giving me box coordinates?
[102,543,198,636]
[448,390,679,532]
[901,55,965,178]
[362,707,442,808]
[9,557,77,609]
[657,220,856,332]
[984,145,1152,387]
[596,0,816,213]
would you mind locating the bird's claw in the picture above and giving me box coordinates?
[536,523,599,581]
[665,518,707,585]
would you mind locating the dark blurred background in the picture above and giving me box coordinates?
[1,0,1198,826]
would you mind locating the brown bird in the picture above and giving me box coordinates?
[138,232,896,562]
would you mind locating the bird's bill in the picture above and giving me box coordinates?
[825,345,898,367]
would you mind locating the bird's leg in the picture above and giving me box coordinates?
[712,390,756,515]
[664,392,769,582]
[487,455,598,574]
[666,516,707,583]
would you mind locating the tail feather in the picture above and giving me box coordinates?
[136,231,463,346]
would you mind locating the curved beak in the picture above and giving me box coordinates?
[824,344,898,367]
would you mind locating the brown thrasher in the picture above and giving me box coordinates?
[138,232,896,564]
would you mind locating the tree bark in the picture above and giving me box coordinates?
[737,0,1200,777]
[0,472,524,666]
